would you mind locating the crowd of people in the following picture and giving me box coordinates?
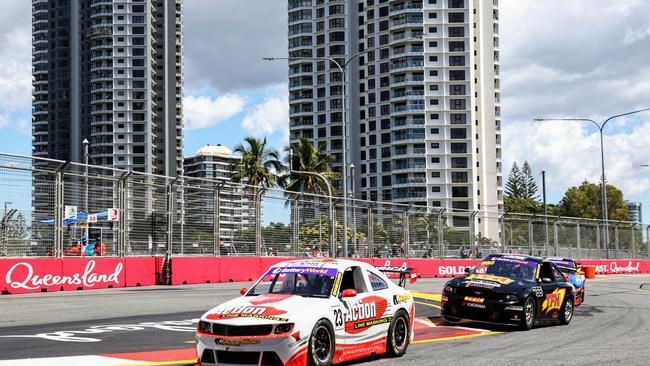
[64,237,107,256]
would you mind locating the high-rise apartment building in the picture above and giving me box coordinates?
[32,0,183,177]
[183,145,254,244]
[626,201,642,225]
[287,0,502,240]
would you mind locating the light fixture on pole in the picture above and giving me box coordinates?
[535,107,650,259]
[263,46,389,257]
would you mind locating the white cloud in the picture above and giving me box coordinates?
[241,91,289,138]
[183,94,247,130]
[503,116,650,200]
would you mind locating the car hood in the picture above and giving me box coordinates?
[201,293,330,325]
[450,274,533,293]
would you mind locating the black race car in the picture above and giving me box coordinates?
[441,254,575,330]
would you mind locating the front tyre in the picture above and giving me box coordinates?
[560,295,574,325]
[308,319,335,366]
[520,297,536,331]
[387,310,410,357]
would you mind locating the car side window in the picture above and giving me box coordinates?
[539,262,554,280]
[367,271,388,291]
[339,266,368,294]
[551,266,565,282]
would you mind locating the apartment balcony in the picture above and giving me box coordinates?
[390,61,424,72]
[393,118,425,128]
[393,148,426,157]
[392,104,425,116]
[389,32,423,45]
[389,4,423,16]
[392,132,425,143]
[390,18,423,30]
[392,90,425,101]
[391,76,425,87]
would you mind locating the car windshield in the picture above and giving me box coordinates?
[547,259,576,272]
[247,266,338,298]
[473,256,537,281]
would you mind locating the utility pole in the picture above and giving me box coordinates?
[541,170,548,256]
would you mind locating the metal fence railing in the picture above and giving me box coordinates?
[0,152,648,260]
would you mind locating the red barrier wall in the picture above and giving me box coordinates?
[2,257,649,295]
[170,257,220,285]
[219,256,262,282]
[60,258,125,291]
[0,258,63,294]
[124,257,157,287]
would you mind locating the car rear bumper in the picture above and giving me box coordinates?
[440,294,524,326]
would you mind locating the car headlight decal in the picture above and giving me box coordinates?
[198,320,212,334]
[273,323,294,335]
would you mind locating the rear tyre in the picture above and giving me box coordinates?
[560,295,574,325]
[520,297,536,331]
[387,310,410,357]
[308,319,335,366]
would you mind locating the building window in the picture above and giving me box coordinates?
[430,113,439,119]
[431,157,440,163]
[431,186,441,192]
[430,128,439,134]
[429,84,438,91]
[429,41,438,47]
[431,143,439,148]
[431,171,440,178]
[429,55,438,62]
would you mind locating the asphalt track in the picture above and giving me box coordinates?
[1,275,649,365]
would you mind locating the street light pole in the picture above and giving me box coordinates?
[541,170,548,256]
[535,107,650,259]
[263,47,389,257]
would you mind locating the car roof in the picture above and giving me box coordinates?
[486,253,543,263]
[269,258,376,271]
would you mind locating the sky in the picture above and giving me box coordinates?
[0,0,649,223]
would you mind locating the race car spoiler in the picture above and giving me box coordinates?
[375,266,418,287]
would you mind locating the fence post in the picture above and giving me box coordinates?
[437,209,446,258]
[213,186,221,256]
[469,211,478,258]
[596,224,601,259]
[646,225,650,259]
[631,224,636,259]
[368,207,374,258]
[293,197,299,257]
[576,223,581,255]
[117,172,131,257]
[528,218,533,254]
[166,178,177,258]
[330,207,336,258]
[613,224,620,259]
[403,210,409,258]
[498,213,505,252]
[553,218,559,257]
[54,162,69,258]
[255,189,263,257]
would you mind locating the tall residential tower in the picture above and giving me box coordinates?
[287,0,502,240]
[32,0,183,176]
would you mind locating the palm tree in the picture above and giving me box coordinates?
[230,137,285,254]
[282,138,337,196]
[231,136,285,189]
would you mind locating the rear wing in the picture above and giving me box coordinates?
[376,266,417,288]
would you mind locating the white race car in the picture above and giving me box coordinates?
[196,259,416,366]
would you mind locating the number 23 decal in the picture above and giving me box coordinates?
[333,308,344,329]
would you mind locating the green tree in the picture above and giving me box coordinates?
[231,136,285,189]
[505,162,523,198]
[521,161,539,200]
[7,212,29,239]
[282,138,337,196]
[559,181,629,220]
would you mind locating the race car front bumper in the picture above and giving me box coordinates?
[440,294,524,326]
[196,331,306,366]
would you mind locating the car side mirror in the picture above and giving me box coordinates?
[541,277,552,283]
[464,267,471,274]
[341,289,357,298]
[240,287,248,295]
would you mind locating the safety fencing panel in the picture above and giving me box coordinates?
[1,152,649,260]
